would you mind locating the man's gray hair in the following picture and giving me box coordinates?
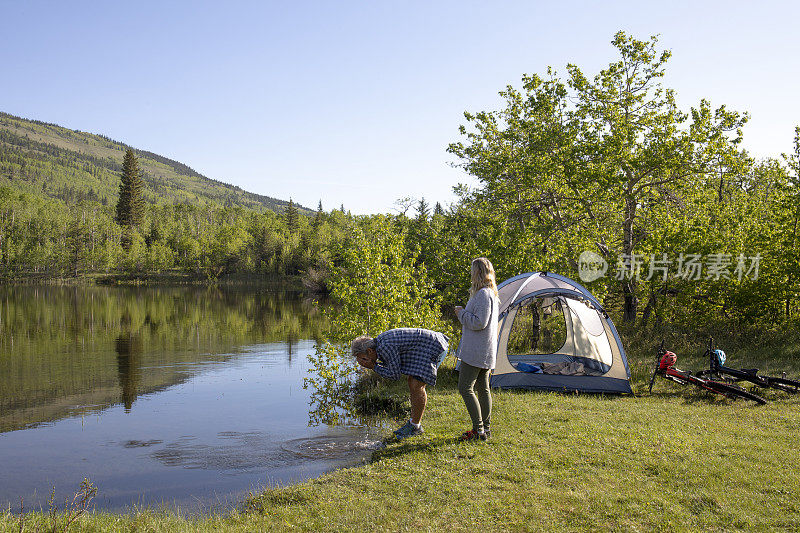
[351,335,376,357]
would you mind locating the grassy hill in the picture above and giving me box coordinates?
[0,112,306,212]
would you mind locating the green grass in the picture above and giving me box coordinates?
[3,336,800,532]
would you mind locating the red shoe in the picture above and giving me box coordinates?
[459,430,487,441]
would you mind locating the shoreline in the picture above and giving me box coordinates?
[0,272,305,290]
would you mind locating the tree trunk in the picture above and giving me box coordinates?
[622,283,638,323]
[622,195,638,322]
[639,290,657,328]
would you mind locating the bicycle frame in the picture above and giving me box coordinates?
[697,337,800,394]
[649,342,767,404]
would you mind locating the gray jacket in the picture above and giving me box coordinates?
[457,287,499,369]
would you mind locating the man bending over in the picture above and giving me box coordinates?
[352,328,449,440]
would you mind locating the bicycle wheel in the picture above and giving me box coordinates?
[702,380,768,404]
[648,366,660,393]
[716,366,769,388]
[648,347,663,394]
[765,377,800,394]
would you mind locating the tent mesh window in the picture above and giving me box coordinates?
[506,298,567,356]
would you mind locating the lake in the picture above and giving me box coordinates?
[0,285,383,513]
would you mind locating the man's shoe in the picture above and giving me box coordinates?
[393,421,423,440]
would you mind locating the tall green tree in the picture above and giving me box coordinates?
[416,197,430,222]
[778,126,800,317]
[448,31,748,323]
[312,200,324,231]
[284,198,299,234]
[304,217,453,425]
[325,218,450,339]
[115,149,145,227]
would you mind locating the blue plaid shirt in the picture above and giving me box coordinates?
[374,328,450,386]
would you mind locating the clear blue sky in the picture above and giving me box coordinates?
[3,1,799,214]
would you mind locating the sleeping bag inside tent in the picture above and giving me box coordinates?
[490,272,631,394]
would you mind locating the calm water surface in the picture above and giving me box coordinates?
[0,286,382,513]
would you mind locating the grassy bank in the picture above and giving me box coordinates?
[3,334,800,532]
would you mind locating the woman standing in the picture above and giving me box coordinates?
[455,257,500,441]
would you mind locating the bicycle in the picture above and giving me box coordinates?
[696,337,800,394]
[648,341,767,404]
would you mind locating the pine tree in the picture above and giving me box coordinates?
[416,197,430,222]
[434,202,444,216]
[284,198,299,234]
[115,149,145,227]
[312,200,324,230]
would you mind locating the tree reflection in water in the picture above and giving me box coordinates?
[115,333,142,412]
[0,285,327,432]
[304,343,360,427]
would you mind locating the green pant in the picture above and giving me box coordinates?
[458,361,492,433]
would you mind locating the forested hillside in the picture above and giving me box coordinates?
[0,112,301,211]
[0,112,328,280]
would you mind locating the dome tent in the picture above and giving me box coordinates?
[490,272,631,394]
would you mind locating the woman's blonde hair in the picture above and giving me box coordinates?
[470,257,499,298]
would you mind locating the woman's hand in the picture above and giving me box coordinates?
[454,306,464,317]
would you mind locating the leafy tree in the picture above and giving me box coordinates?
[393,197,416,217]
[120,230,147,273]
[448,31,748,323]
[324,218,452,340]
[778,126,800,317]
[115,149,145,228]
[304,217,453,424]
[145,240,176,273]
